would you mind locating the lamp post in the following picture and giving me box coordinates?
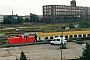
[60,13,63,60]
[12,11,13,25]
[60,32,63,60]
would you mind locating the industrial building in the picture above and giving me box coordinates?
[43,0,90,23]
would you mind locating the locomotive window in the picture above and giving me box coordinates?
[24,36,26,38]
[21,35,24,38]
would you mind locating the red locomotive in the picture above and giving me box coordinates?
[8,34,34,45]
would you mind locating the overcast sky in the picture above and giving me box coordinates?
[0,0,90,15]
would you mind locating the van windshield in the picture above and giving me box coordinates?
[53,39,56,41]
[57,39,60,41]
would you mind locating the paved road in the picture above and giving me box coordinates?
[0,42,85,60]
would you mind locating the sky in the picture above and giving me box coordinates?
[0,0,90,15]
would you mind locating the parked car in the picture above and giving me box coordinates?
[50,37,67,45]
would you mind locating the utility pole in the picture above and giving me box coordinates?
[60,13,63,60]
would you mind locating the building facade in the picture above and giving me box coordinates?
[0,15,4,23]
[43,0,90,23]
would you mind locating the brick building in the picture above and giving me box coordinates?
[43,0,90,23]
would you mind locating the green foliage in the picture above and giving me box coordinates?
[77,43,90,60]
[20,51,27,60]
[79,21,89,28]
[60,44,66,49]
[69,23,73,27]
[3,15,24,24]
[62,45,66,49]
[30,13,39,23]
[3,16,12,24]
[25,18,30,22]
[13,18,18,24]
[68,23,75,28]
[17,16,24,24]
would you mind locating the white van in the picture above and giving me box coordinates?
[50,37,67,45]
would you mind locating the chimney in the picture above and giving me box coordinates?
[70,0,76,7]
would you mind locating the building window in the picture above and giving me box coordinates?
[48,12,51,15]
[58,6,60,8]
[56,9,58,11]
[44,6,46,9]
[44,13,46,15]
[44,9,46,12]
[54,12,56,14]
[56,6,58,8]
[48,6,51,8]
[56,12,58,14]
[48,9,51,11]
[54,9,56,11]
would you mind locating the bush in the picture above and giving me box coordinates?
[20,51,27,60]
[77,43,90,60]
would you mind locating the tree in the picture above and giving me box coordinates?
[17,16,24,24]
[20,51,27,60]
[25,18,30,22]
[77,43,90,60]
[3,16,7,24]
[68,23,75,28]
[13,18,18,24]
[3,16,12,24]
[79,21,89,28]
[30,13,39,23]
[3,15,24,24]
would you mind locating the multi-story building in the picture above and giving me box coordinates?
[43,0,90,23]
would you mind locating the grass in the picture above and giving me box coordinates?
[0,23,90,46]
[1,23,90,34]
